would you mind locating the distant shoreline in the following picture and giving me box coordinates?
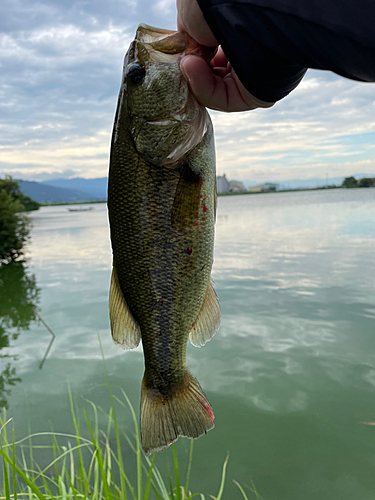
[217,185,343,196]
[40,199,107,207]
[38,184,375,207]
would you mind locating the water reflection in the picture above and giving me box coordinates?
[0,260,39,408]
[4,192,375,500]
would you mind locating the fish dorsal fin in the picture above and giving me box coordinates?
[109,267,141,350]
[189,279,221,348]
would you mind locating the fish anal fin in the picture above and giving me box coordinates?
[109,267,141,350]
[189,279,221,348]
[140,369,214,455]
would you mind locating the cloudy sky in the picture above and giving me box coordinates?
[1,0,374,183]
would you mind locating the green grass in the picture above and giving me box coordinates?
[0,344,261,500]
[0,392,261,500]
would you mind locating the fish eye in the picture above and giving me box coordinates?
[127,63,146,85]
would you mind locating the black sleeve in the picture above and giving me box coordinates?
[197,0,375,102]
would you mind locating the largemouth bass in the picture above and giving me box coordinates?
[107,24,220,455]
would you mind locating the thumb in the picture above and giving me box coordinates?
[180,55,274,112]
[180,55,219,109]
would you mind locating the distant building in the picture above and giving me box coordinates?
[264,182,279,191]
[248,182,279,193]
[247,185,264,193]
[216,174,230,193]
[229,180,247,193]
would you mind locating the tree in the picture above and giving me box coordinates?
[342,176,358,188]
[0,176,40,262]
[0,189,30,262]
[0,177,40,406]
[358,177,375,188]
[0,176,40,211]
[0,176,39,263]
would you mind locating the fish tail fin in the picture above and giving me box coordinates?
[140,369,214,455]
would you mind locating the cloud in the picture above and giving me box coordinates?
[153,0,175,15]
[0,23,133,67]
[1,0,374,182]
[211,71,375,181]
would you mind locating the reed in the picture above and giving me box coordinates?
[0,345,260,500]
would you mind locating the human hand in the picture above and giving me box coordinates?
[177,0,217,46]
[180,47,275,112]
[176,0,275,112]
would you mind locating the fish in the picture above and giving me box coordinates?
[107,24,220,455]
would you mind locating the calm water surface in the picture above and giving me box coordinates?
[2,188,375,499]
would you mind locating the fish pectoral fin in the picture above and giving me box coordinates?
[189,279,221,348]
[171,163,203,232]
[109,267,141,350]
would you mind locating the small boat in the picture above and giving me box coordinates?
[67,206,94,212]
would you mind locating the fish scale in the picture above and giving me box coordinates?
[108,24,220,454]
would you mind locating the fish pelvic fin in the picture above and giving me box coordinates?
[109,266,141,349]
[140,369,214,455]
[189,279,221,348]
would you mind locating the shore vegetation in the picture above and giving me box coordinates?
[0,176,39,264]
[342,176,375,188]
[0,352,262,500]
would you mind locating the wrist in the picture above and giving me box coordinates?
[233,72,275,109]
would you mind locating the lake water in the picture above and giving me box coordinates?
[2,188,375,499]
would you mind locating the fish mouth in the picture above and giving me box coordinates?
[136,24,178,44]
[135,24,217,63]
[136,24,188,64]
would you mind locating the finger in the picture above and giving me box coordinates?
[181,55,275,112]
[212,66,231,78]
[176,0,185,32]
[210,47,228,68]
[180,55,254,111]
[176,0,217,46]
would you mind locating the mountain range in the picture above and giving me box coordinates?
[42,177,108,199]
[19,180,102,204]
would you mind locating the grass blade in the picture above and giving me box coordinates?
[84,410,114,500]
[169,469,175,500]
[1,348,240,500]
[212,454,229,500]
[3,452,11,500]
[143,454,155,500]
[184,440,194,497]
[69,388,87,487]
[173,444,181,500]
[1,412,10,499]
[119,388,142,500]
[144,455,169,499]
[233,480,249,500]
[98,333,128,500]
[151,484,163,500]
[12,428,17,500]
[0,447,46,500]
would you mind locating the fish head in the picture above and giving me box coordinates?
[118,24,214,166]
